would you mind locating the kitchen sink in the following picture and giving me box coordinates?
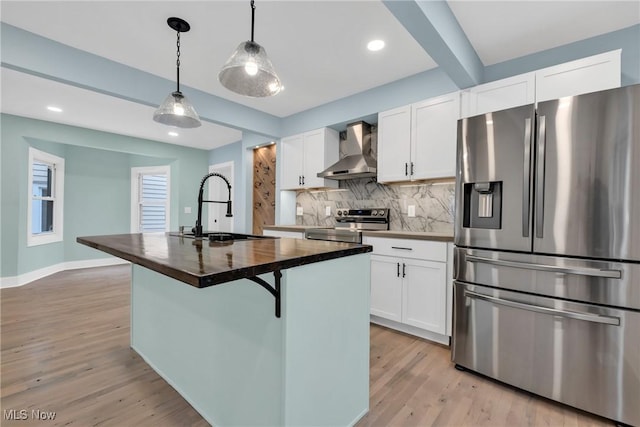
[170,231,274,241]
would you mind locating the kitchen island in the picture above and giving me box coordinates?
[77,233,372,427]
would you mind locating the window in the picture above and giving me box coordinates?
[131,166,170,232]
[27,147,65,246]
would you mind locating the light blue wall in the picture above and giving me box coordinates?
[281,68,458,136]
[1,114,209,277]
[40,142,131,265]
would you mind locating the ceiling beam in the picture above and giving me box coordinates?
[383,0,484,88]
[0,23,282,138]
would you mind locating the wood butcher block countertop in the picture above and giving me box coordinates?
[77,233,371,288]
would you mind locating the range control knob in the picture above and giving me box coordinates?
[379,210,385,216]
[372,211,378,216]
[337,211,342,216]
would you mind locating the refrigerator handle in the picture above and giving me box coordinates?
[535,115,546,238]
[466,254,622,278]
[522,117,532,237]
[463,290,620,326]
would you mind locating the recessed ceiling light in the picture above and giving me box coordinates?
[367,40,385,52]
[168,131,179,137]
[47,106,63,113]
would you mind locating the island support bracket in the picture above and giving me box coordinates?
[247,270,282,318]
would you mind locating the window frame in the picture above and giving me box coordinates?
[27,147,65,247]
[130,165,171,233]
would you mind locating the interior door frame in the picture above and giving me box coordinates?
[208,161,234,232]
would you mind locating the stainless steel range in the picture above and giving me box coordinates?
[305,208,389,243]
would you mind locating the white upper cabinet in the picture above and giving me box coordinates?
[461,50,622,118]
[280,134,304,190]
[280,128,339,190]
[378,91,460,183]
[460,72,536,118]
[378,105,411,182]
[535,49,621,103]
[411,94,460,180]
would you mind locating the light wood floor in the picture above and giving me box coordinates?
[1,265,612,427]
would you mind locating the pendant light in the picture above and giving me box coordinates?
[153,17,201,128]
[218,0,282,97]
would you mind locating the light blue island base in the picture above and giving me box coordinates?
[130,253,370,427]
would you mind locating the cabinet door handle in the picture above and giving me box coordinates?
[391,246,413,251]
[302,175,305,185]
[298,176,301,185]
[402,263,406,278]
[405,162,408,176]
[410,162,414,176]
[397,262,400,277]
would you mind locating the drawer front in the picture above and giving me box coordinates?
[363,236,446,261]
[453,281,640,426]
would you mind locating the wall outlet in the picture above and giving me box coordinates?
[325,206,331,217]
[296,206,303,216]
[408,205,416,217]
[184,207,192,214]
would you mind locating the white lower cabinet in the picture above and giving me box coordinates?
[402,258,446,334]
[365,236,450,344]
[370,255,402,322]
[262,229,305,239]
[371,255,446,334]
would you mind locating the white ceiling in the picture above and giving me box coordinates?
[1,68,244,150]
[448,1,640,66]
[1,1,639,150]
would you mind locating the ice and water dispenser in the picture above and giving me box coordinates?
[461,181,502,229]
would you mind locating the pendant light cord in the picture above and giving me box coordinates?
[176,31,181,92]
[250,0,255,42]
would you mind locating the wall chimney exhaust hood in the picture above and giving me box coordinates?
[317,121,376,180]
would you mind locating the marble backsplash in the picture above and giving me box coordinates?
[295,178,455,233]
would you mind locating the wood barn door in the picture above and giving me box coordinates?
[252,144,276,235]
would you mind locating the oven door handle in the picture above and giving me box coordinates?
[465,255,622,279]
[464,290,620,326]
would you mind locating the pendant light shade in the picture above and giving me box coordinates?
[153,17,201,128]
[153,91,201,128]
[218,1,282,97]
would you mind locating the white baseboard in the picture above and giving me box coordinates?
[370,315,451,346]
[0,258,130,288]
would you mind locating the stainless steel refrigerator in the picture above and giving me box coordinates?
[453,84,640,426]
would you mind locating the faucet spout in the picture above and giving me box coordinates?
[194,172,233,238]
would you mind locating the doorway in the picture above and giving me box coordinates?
[252,144,276,235]
[208,162,234,233]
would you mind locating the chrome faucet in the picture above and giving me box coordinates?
[194,172,232,238]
